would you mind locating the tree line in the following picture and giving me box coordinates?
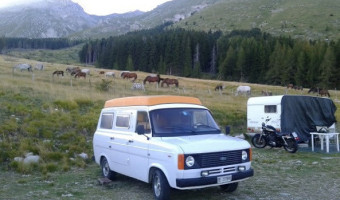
[79,26,340,89]
[0,37,82,52]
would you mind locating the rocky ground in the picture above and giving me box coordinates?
[1,146,340,200]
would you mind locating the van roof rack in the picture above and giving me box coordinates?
[104,95,202,108]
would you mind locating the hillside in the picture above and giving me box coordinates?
[0,0,339,40]
[173,0,340,40]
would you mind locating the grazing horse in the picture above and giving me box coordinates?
[287,84,294,89]
[294,85,303,90]
[81,69,90,75]
[236,86,251,96]
[122,72,137,82]
[319,89,330,97]
[99,71,105,75]
[13,64,32,72]
[52,70,64,77]
[143,74,162,85]
[120,71,130,78]
[105,72,115,78]
[215,84,223,91]
[66,67,80,76]
[161,78,179,87]
[34,63,44,70]
[131,83,145,90]
[308,87,319,94]
[75,72,86,79]
[308,87,330,97]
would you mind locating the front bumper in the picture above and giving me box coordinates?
[176,168,254,188]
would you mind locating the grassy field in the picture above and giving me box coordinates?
[0,54,340,199]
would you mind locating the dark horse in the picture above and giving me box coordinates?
[161,78,179,88]
[319,89,330,97]
[143,74,163,85]
[308,87,330,97]
[123,72,137,82]
[215,84,223,91]
[75,72,86,79]
[52,70,64,77]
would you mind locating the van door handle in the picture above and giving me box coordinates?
[128,140,134,143]
[110,137,114,140]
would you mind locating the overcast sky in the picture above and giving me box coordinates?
[0,0,172,15]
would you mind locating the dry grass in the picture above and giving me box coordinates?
[1,54,339,130]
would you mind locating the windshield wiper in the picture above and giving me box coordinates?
[194,124,220,131]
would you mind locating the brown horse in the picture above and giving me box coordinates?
[123,72,137,82]
[161,78,179,87]
[287,84,294,89]
[215,84,223,91]
[319,89,330,97]
[75,72,86,79]
[52,70,64,77]
[308,87,330,97]
[143,74,163,85]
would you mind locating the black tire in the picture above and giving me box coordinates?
[220,182,238,193]
[284,138,298,153]
[251,134,267,148]
[101,157,116,180]
[152,170,170,200]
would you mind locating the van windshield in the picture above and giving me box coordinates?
[150,108,220,137]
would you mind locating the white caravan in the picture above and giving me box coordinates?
[247,95,337,142]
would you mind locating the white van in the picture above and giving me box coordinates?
[93,95,253,200]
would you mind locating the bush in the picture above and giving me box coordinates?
[96,79,112,91]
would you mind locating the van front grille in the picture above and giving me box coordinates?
[185,150,246,169]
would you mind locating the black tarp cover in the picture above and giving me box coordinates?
[281,95,337,142]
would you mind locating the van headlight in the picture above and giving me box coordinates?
[242,150,248,161]
[185,156,195,167]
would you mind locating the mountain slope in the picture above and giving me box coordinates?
[0,0,98,38]
[173,0,340,40]
[0,0,339,40]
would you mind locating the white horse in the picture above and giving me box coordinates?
[81,69,90,75]
[105,71,115,78]
[13,64,32,72]
[236,86,251,96]
[131,83,145,90]
[34,63,44,70]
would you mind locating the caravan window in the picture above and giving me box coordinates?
[265,105,277,113]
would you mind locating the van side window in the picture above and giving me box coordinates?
[116,115,130,128]
[136,111,151,133]
[264,105,277,113]
[100,113,114,129]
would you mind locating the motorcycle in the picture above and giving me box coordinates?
[251,122,299,153]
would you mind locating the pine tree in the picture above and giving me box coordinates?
[126,55,134,71]
[320,46,336,88]
[183,38,192,77]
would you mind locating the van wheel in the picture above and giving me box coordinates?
[220,182,238,193]
[152,170,170,200]
[101,157,116,180]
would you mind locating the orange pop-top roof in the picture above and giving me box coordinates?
[104,95,202,108]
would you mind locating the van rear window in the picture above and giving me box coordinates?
[100,113,114,129]
[265,105,277,113]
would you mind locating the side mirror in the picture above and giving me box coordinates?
[225,125,231,135]
[136,125,145,135]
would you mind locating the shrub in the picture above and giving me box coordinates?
[53,100,78,111]
[96,79,112,91]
